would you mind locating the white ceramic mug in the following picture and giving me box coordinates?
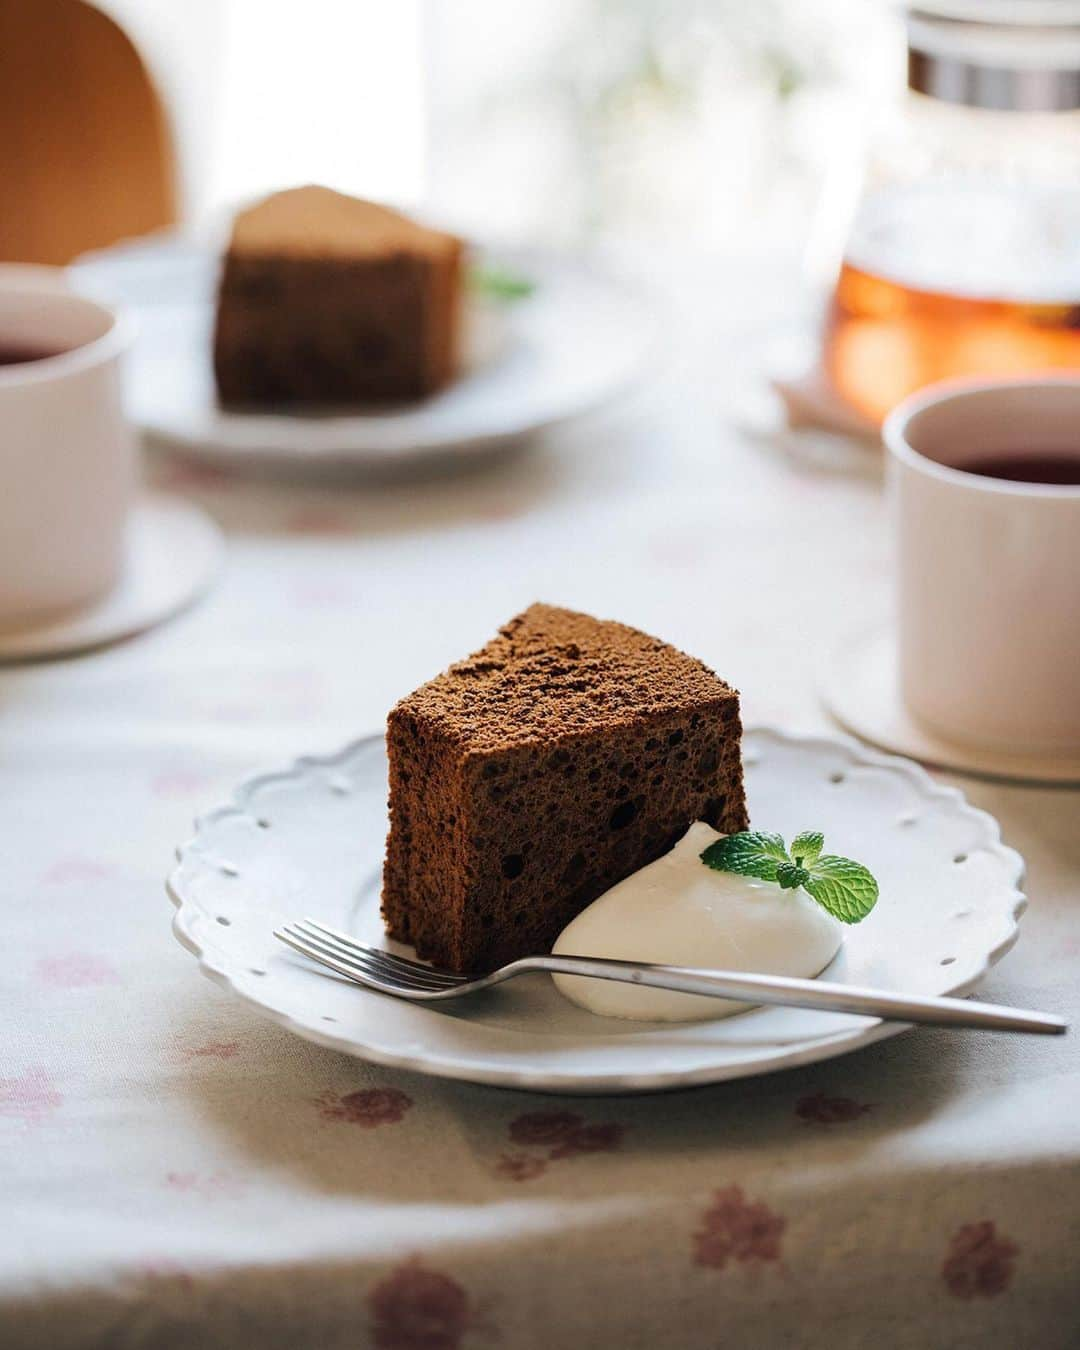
[0,286,135,628]
[885,377,1080,756]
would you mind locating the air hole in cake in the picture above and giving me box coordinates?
[609,800,639,830]
[704,795,726,820]
[645,738,660,751]
[501,853,525,880]
[697,749,720,775]
[668,730,684,746]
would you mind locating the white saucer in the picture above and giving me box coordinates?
[0,494,222,663]
[70,235,655,469]
[821,626,1080,786]
[168,727,1025,1095]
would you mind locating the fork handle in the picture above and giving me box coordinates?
[519,955,1066,1035]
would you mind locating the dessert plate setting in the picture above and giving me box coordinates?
[168,726,1027,1095]
[70,234,655,468]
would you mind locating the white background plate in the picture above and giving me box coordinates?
[71,236,656,468]
[168,727,1026,1094]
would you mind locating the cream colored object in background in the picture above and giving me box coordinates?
[886,377,1080,756]
[0,286,134,627]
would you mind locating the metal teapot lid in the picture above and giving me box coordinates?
[908,3,1080,110]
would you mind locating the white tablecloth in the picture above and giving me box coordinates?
[4,259,1078,1349]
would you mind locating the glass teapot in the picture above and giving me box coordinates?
[816,2,1080,426]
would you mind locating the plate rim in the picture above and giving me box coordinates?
[166,726,1027,1095]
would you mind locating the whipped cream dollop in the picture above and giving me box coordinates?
[551,821,842,1022]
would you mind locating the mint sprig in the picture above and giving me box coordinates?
[470,264,536,302]
[700,830,878,924]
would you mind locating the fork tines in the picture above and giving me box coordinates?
[276,917,467,991]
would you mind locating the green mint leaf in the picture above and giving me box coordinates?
[470,264,536,302]
[700,831,789,882]
[789,830,824,868]
[804,855,879,925]
[776,861,810,890]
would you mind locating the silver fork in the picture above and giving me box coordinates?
[274,918,1066,1035]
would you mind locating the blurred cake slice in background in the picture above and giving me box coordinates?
[213,185,463,407]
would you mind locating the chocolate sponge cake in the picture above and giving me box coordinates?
[382,605,748,973]
[213,185,463,406]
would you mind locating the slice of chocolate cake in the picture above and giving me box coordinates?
[213,185,463,406]
[382,604,748,973]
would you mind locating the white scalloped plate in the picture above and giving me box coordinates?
[71,236,654,468]
[167,728,1026,1095]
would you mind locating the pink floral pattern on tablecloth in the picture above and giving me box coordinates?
[549,1121,624,1159]
[315,1087,414,1128]
[182,1040,242,1062]
[502,1110,624,1173]
[36,953,121,989]
[150,766,218,799]
[368,1258,480,1350]
[42,856,116,885]
[693,1186,786,1270]
[133,1259,196,1295]
[291,578,359,610]
[165,1171,244,1201]
[795,1092,872,1126]
[282,507,356,535]
[493,1153,548,1183]
[157,456,236,490]
[508,1111,583,1148]
[0,1067,63,1126]
[942,1221,1018,1299]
